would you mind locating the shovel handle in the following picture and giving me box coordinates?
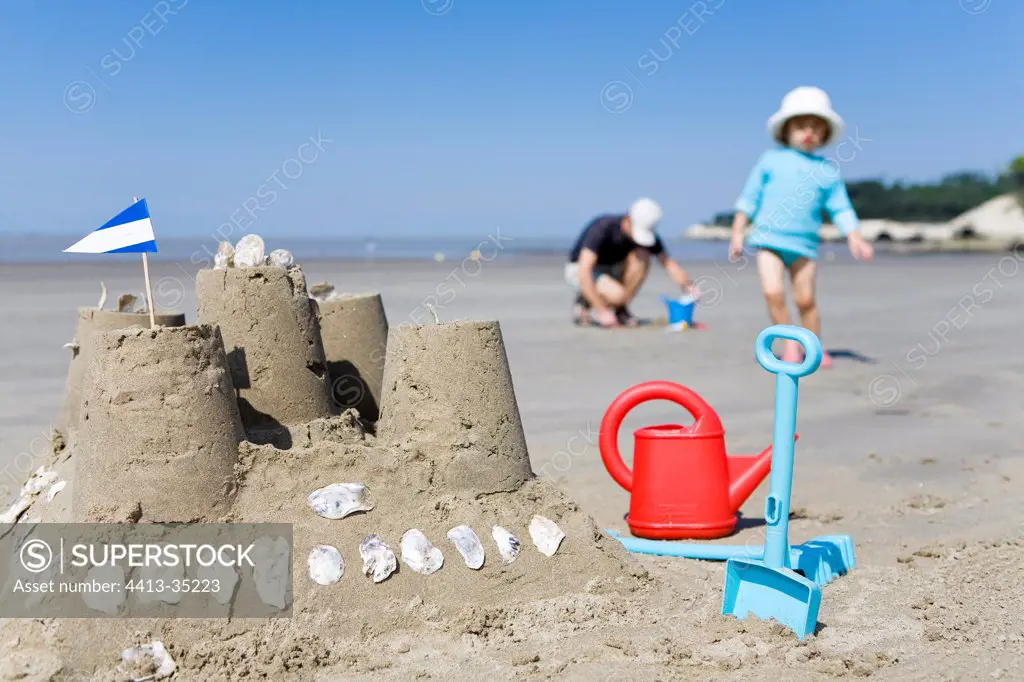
[755,325,822,378]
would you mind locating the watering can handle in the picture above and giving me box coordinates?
[754,325,823,378]
[599,381,723,492]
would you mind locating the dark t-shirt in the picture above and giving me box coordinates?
[568,214,665,265]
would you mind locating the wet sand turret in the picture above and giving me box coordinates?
[377,320,533,495]
[316,292,389,421]
[71,325,243,522]
[54,308,186,442]
[196,266,335,429]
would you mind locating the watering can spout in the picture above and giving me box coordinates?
[727,434,799,512]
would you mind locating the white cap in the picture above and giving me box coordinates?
[628,198,661,247]
[767,86,845,146]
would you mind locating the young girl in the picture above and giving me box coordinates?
[728,86,873,368]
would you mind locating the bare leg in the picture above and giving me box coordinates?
[595,276,627,308]
[790,257,831,366]
[756,250,799,360]
[789,257,819,338]
[757,250,791,325]
[618,250,651,305]
[593,253,651,324]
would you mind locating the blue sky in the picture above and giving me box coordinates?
[0,0,1020,240]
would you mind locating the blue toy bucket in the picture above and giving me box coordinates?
[659,295,696,327]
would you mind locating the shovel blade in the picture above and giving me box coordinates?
[721,558,821,640]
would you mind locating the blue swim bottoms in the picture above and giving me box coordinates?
[759,247,806,267]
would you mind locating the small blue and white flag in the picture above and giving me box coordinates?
[64,198,158,254]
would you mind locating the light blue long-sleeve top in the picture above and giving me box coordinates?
[734,146,860,261]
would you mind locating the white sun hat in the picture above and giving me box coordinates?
[767,86,845,146]
[628,197,662,247]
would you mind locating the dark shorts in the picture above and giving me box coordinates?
[564,261,625,290]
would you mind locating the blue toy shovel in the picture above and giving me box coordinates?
[721,325,822,640]
[604,531,854,588]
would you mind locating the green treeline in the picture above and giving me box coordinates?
[711,156,1024,226]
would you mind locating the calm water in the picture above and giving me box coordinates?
[0,234,852,265]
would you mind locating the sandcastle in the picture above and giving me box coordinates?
[2,250,641,680]
[196,265,335,430]
[314,289,389,422]
[54,306,186,444]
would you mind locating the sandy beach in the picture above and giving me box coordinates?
[2,250,1023,680]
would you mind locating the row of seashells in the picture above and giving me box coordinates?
[308,517,566,586]
[304,483,566,586]
[214,234,294,270]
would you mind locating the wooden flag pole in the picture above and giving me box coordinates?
[134,196,157,329]
[142,252,156,329]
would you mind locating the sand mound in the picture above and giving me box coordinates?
[5,410,644,680]
[227,433,635,618]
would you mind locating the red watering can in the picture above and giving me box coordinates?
[599,381,795,540]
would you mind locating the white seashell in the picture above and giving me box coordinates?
[198,563,238,605]
[269,249,294,268]
[250,535,291,610]
[20,467,58,497]
[63,340,79,353]
[214,241,234,269]
[233,234,266,268]
[528,515,565,557]
[120,641,176,680]
[309,282,336,301]
[307,483,374,520]
[97,281,108,310]
[307,545,344,585]
[82,565,125,615]
[46,481,66,503]
[446,525,485,569]
[117,293,145,314]
[400,529,444,575]
[359,534,397,583]
[491,526,521,565]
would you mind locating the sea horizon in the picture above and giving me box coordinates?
[0,233,762,265]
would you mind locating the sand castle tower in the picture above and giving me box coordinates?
[316,292,389,422]
[54,308,186,443]
[196,266,335,429]
[377,320,534,494]
[72,325,243,522]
